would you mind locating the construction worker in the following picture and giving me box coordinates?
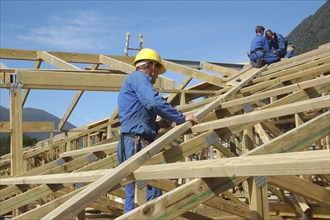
[117,48,197,213]
[248,25,280,68]
[265,29,295,58]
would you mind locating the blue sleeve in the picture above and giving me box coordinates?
[262,37,271,53]
[134,74,186,124]
[274,34,286,55]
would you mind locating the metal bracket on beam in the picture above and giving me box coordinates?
[10,70,22,94]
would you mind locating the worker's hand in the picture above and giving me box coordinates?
[185,113,198,125]
[158,119,172,129]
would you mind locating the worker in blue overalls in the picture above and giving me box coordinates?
[117,48,198,213]
[249,25,280,68]
[265,29,295,58]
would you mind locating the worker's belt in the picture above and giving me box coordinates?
[250,49,265,54]
[119,133,150,163]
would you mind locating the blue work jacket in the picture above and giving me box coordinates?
[250,34,271,53]
[268,33,288,58]
[117,70,185,142]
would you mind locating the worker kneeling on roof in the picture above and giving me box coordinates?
[117,48,197,213]
[248,25,280,68]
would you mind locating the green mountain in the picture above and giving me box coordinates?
[0,105,76,141]
[286,0,330,55]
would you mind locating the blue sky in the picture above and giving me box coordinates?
[0,0,327,128]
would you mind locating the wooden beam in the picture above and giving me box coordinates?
[0,184,65,215]
[132,150,330,180]
[116,177,246,219]
[59,142,117,158]
[162,60,227,87]
[10,82,23,176]
[194,66,266,121]
[201,61,238,77]
[221,75,330,109]
[13,186,85,220]
[268,175,330,206]
[240,63,330,94]
[0,121,54,132]
[192,95,330,133]
[245,111,330,155]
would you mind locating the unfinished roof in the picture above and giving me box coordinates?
[0,44,329,220]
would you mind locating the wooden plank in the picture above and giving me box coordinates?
[194,66,266,121]
[0,184,64,215]
[254,56,330,83]
[38,51,81,70]
[10,83,23,176]
[58,91,83,130]
[59,142,117,158]
[262,44,330,75]
[192,95,330,133]
[221,75,330,109]
[245,111,330,155]
[0,48,38,60]
[240,63,330,94]
[99,54,135,74]
[17,70,126,90]
[0,170,109,185]
[217,82,329,140]
[269,202,330,219]
[204,196,252,219]
[131,150,330,180]
[201,61,239,77]
[268,175,330,206]
[116,176,246,219]
[226,66,258,86]
[13,186,85,220]
[162,60,227,87]
[0,121,54,132]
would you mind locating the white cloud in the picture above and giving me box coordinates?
[16,10,118,51]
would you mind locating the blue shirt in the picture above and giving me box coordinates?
[118,70,185,141]
[250,34,271,53]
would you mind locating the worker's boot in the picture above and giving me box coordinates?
[250,58,266,68]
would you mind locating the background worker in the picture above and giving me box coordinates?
[265,29,295,58]
[249,25,280,67]
[117,48,198,213]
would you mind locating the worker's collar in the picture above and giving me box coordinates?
[138,70,153,83]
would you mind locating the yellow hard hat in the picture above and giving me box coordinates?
[133,48,166,74]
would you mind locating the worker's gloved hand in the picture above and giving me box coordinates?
[185,113,198,125]
[158,119,172,129]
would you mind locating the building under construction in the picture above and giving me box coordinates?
[0,44,329,219]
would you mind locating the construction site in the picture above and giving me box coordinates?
[0,42,329,220]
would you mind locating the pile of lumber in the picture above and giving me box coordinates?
[0,44,329,220]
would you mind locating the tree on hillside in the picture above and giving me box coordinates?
[0,135,38,156]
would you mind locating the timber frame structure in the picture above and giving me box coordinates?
[0,44,329,220]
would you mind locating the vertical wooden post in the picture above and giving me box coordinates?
[10,81,23,176]
[247,178,263,220]
[10,72,25,216]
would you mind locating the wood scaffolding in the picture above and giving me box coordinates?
[0,44,329,220]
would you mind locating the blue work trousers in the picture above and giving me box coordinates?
[117,136,162,213]
[250,51,280,64]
